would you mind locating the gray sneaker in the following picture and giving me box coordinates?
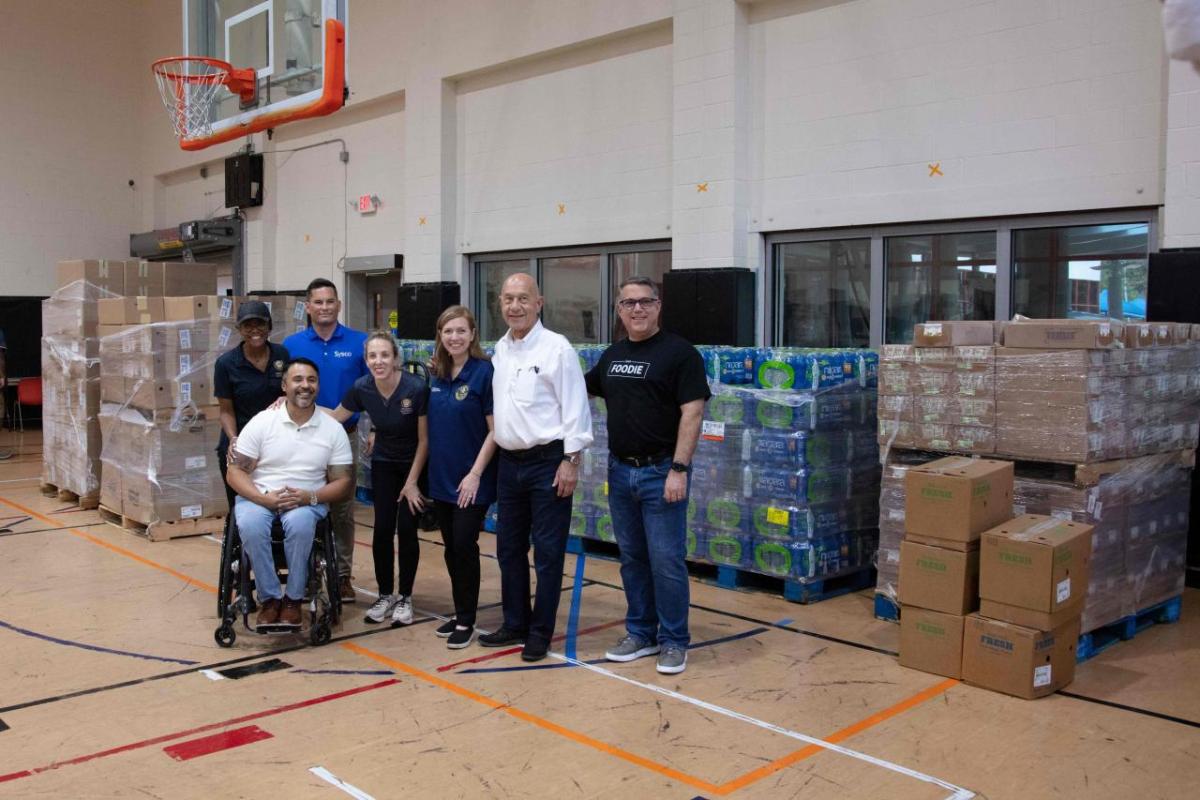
[364,594,398,624]
[604,635,660,663]
[391,595,414,625]
[656,645,687,674]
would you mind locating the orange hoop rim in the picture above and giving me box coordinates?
[151,56,257,101]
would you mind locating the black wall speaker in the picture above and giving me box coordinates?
[395,282,460,339]
[225,153,264,208]
[1147,248,1200,588]
[662,268,756,346]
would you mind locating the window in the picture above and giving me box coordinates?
[885,232,995,344]
[476,259,528,341]
[1012,224,1148,320]
[541,255,602,343]
[471,243,670,343]
[775,239,870,348]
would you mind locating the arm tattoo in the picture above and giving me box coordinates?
[230,450,258,472]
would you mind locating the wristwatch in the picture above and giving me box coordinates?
[562,452,581,466]
[309,490,319,506]
[670,461,689,473]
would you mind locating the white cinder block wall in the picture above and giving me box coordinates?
[3,0,1197,298]
[0,1,142,295]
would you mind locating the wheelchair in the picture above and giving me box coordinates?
[214,507,341,648]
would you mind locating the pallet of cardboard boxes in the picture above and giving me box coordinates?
[881,318,1196,674]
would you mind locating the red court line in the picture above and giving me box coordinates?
[0,679,399,784]
[437,619,624,672]
[163,725,273,761]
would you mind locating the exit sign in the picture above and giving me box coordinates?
[358,194,376,213]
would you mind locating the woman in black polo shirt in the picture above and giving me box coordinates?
[214,301,290,509]
[325,331,429,626]
[426,306,498,649]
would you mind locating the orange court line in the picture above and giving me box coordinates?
[715,677,960,794]
[1,490,960,795]
[342,640,723,795]
[0,496,218,594]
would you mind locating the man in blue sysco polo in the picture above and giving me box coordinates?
[283,278,368,604]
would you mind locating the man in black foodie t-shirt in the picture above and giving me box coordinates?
[584,276,710,675]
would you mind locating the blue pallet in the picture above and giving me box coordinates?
[708,564,876,605]
[1076,595,1183,663]
[874,593,900,622]
[566,534,620,559]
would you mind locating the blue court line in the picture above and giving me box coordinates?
[565,551,587,660]
[0,619,199,666]
[291,669,396,676]
[774,617,794,627]
[459,626,770,675]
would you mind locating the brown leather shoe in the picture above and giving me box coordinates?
[339,576,356,603]
[256,598,282,628]
[280,597,303,628]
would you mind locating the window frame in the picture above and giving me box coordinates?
[765,208,1158,347]
[468,240,671,343]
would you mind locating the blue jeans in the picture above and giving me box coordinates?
[496,448,573,647]
[234,497,329,602]
[607,457,691,648]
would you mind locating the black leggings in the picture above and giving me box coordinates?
[434,499,486,627]
[370,460,420,597]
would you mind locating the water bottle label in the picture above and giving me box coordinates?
[766,507,789,525]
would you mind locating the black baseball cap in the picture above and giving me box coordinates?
[236,300,273,327]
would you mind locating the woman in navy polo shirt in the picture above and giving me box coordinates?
[325,331,429,626]
[427,306,498,649]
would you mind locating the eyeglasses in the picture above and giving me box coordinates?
[616,298,660,310]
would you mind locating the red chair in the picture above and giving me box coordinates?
[16,377,42,431]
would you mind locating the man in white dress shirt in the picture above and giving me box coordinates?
[479,273,593,661]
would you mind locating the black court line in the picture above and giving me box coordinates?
[216,658,291,679]
[0,522,107,538]
[0,718,8,733]
[0,583,590,716]
[1057,691,1200,730]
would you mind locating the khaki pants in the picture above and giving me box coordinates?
[330,432,360,578]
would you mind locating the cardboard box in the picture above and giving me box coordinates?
[124,260,163,296]
[905,457,1014,542]
[97,296,166,325]
[915,396,996,426]
[899,607,965,679]
[128,376,213,411]
[1003,320,1120,350]
[163,295,237,323]
[961,614,1080,699]
[1123,323,1155,349]
[979,514,1092,623]
[904,531,980,553]
[161,262,219,296]
[56,259,126,295]
[913,321,995,347]
[899,540,980,615]
[878,419,917,448]
[916,423,996,455]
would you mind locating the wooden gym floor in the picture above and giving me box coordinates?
[2,430,1198,799]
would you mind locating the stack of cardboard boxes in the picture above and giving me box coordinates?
[39,261,124,501]
[898,457,1011,681]
[898,456,1094,698]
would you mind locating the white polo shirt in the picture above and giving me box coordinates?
[235,404,353,494]
[492,320,593,453]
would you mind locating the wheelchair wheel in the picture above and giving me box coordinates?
[310,621,331,646]
[215,624,236,648]
[216,515,235,618]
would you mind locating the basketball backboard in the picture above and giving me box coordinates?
[171,0,347,149]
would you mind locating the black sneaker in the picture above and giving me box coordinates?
[478,626,526,647]
[447,626,475,650]
[435,619,457,638]
[521,640,549,662]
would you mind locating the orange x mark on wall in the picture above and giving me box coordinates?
[928,163,943,177]
[418,216,427,225]
[557,203,566,215]
[696,182,709,192]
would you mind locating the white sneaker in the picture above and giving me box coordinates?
[392,595,414,625]
[365,594,398,624]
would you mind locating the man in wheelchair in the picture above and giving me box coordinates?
[226,357,354,630]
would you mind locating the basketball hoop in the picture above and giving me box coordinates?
[152,57,257,142]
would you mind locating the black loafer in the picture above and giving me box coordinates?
[520,641,549,662]
[478,626,526,647]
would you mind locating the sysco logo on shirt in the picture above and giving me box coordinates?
[608,360,649,378]
[334,350,354,358]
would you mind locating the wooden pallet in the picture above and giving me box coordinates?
[98,504,225,542]
[40,482,99,510]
